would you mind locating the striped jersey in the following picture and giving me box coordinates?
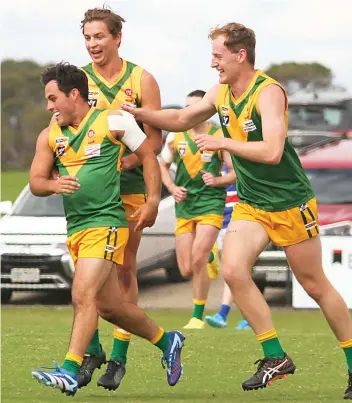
[171,124,226,218]
[48,107,128,236]
[216,69,314,212]
[81,59,145,195]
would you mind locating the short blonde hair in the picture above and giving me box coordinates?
[209,23,256,65]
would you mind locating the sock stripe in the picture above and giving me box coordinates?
[340,339,352,349]
[114,328,132,341]
[193,299,207,305]
[150,327,165,345]
[65,352,83,366]
[256,328,278,342]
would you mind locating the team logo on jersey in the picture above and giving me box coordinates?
[57,145,66,157]
[201,152,213,162]
[221,105,230,113]
[85,144,101,158]
[87,130,95,138]
[177,141,187,158]
[125,88,133,97]
[88,90,99,107]
[243,119,257,132]
[55,136,69,144]
[222,114,230,126]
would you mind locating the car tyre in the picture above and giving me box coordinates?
[1,290,13,304]
[165,266,188,283]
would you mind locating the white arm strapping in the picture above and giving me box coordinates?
[107,111,146,152]
[160,132,175,164]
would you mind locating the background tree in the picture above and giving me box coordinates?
[265,62,333,94]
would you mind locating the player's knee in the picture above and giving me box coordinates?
[71,288,95,309]
[192,252,209,272]
[178,262,192,277]
[300,276,327,302]
[222,264,252,289]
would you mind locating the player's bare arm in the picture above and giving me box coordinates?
[160,136,188,203]
[121,71,162,170]
[195,85,286,165]
[30,128,80,196]
[201,151,236,187]
[121,85,219,132]
[108,110,161,230]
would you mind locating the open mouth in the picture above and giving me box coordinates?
[53,112,60,120]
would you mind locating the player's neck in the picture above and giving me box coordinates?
[190,122,209,135]
[70,104,92,129]
[93,57,123,82]
[230,67,257,100]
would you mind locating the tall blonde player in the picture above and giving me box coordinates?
[78,7,162,391]
[123,22,352,399]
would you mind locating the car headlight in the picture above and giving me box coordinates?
[320,221,352,236]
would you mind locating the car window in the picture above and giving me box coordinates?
[289,105,345,131]
[305,169,352,204]
[11,190,65,217]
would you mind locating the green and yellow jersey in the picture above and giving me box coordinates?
[172,124,226,218]
[216,69,314,212]
[48,107,128,236]
[81,59,145,195]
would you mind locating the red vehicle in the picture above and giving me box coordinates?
[299,138,352,232]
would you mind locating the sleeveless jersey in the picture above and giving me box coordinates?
[173,124,226,218]
[48,107,128,236]
[216,69,314,212]
[81,59,145,195]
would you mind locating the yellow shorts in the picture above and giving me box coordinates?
[231,198,319,247]
[121,194,146,222]
[66,227,129,266]
[175,214,224,236]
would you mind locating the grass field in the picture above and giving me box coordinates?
[1,171,29,202]
[1,307,349,403]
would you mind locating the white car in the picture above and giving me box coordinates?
[0,185,183,304]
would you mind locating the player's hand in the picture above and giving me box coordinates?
[51,176,80,195]
[195,134,224,152]
[171,186,188,203]
[120,105,143,120]
[120,157,131,171]
[50,167,60,180]
[200,170,218,187]
[133,201,159,231]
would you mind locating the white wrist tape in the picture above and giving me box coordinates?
[107,111,146,152]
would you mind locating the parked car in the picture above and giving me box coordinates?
[251,138,352,296]
[287,91,352,151]
[0,186,183,304]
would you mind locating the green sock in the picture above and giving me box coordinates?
[343,346,352,372]
[261,337,285,359]
[192,299,206,320]
[86,329,101,356]
[208,252,214,263]
[257,329,285,359]
[61,353,82,375]
[154,331,170,353]
[110,339,130,366]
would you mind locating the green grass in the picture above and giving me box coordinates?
[1,171,29,202]
[1,308,349,402]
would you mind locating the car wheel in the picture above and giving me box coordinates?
[165,266,188,283]
[255,280,266,294]
[1,290,13,304]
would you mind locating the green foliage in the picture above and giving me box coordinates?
[1,59,53,171]
[265,62,333,94]
[2,307,347,402]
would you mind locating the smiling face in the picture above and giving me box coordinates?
[83,20,121,67]
[211,35,247,84]
[45,81,77,126]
